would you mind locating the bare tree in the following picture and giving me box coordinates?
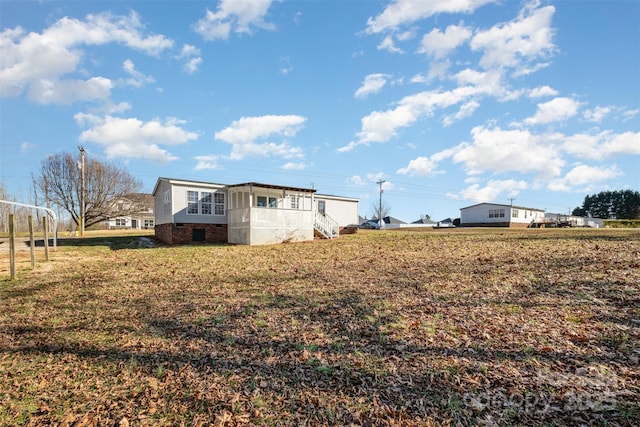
[35,151,142,228]
[0,183,35,233]
[0,183,10,233]
[369,200,391,221]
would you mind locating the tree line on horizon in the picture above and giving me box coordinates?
[572,189,640,220]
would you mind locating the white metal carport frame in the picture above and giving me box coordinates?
[0,200,58,249]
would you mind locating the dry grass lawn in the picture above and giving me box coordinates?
[1,228,639,426]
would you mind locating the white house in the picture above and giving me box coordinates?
[107,193,155,230]
[153,177,359,245]
[460,203,545,228]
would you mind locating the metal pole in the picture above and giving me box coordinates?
[79,146,86,236]
[376,180,385,228]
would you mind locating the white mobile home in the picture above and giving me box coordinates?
[460,203,545,228]
[153,178,359,245]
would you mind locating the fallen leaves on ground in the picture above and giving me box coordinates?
[1,228,639,426]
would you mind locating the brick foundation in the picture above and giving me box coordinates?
[155,223,228,245]
[460,222,529,228]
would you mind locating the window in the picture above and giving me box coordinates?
[512,209,519,218]
[144,219,154,228]
[201,192,212,215]
[187,190,199,214]
[164,190,170,204]
[489,209,505,218]
[318,200,326,215]
[115,218,127,227]
[214,193,225,215]
[290,195,300,209]
[256,195,279,208]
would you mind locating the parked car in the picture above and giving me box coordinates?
[360,221,381,229]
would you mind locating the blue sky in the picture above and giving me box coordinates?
[1,0,638,222]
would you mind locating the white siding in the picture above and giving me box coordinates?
[510,207,545,224]
[460,203,544,226]
[153,180,173,225]
[172,184,227,224]
[314,195,359,226]
[461,203,509,225]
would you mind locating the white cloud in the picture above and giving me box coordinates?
[183,57,203,74]
[452,126,565,179]
[215,115,306,144]
[562,130,640,160]
[20,142,36,153]
[75,114,197,162]
[177,44,202,74]
[105,101,132,114]
[282,162,306,170]
[349,175,367,186]
[337,141,360,153]
[523,97,582,125]
[470,4,556,74]
[529,85,558,98]
[355,73,390,98]
[360,172,393,190]
[443,100,480,127]
[194,154,221,170]
[0,12,172,104]
[366,0,494,34]
[377,35,404,53]
[342,80,497,151]
[194,0,276,41]
[622,108,640,122]
[427,60,453,81]
[178,44,200,58]
[418,24,472,59]
[396,156,440,176]
[460,179,528,203]
[121,59,155,87]
[278,56,293,75]
[214,115,306,160]
[27,76,113,105]
[548,164,622,192]
[583,105,612,123]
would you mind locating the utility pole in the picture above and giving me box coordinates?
[79,146,86,236]
[376,179,386,228]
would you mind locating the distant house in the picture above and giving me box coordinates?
[460,203,545,228]
[411,217,438,226]
[152,177,359,245]
[368,216,407,229]
[535,213,603,228]
[435,218,455,228]
[107,193,155,230]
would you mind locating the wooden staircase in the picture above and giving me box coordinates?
[314,211,338,239]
